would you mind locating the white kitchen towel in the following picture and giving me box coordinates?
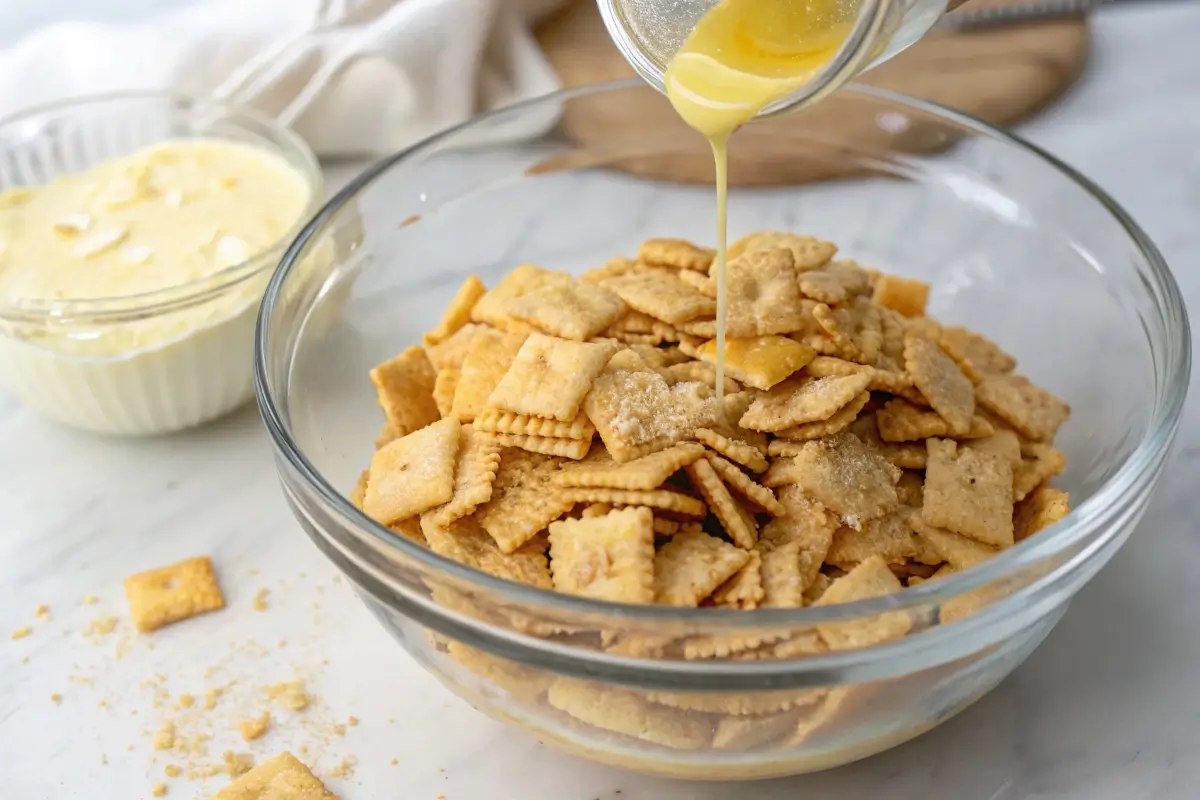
[0,0,568,157]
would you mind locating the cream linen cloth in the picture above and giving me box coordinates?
[0,0,567,156]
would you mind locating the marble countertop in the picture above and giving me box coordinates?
[3,5,1200,799]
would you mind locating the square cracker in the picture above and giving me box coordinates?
[638,237,715,272]
[124,556,224,633]
[724,248,810,337]
[975,373,1070,442]
[922,438,1014,548]
[654,531,751,606]
[727,231,837,270]
[696,335,816,391]
[940,325,1016,381]
[428,426,503,526]
[798,260,870,305]
[547,678,712,750]
[363,418,461,525]
[904,331,975,436]
[825,508,918,568]
[740,373,872,432]
[421,515,552,588]
[696,427,769,473]
[685,458,758,549]
[782,432,901,525]
[451,328,528,422]
[1013,442,1066,502]
[475,448,574,553]
[504,274,626,341]
[775,390,870,441]
[424,275,486,346]
[876,397,994,442]
[711,550,765,609]
[871,274,929,318]
[812,298,882,365]
[1014,486,1070,541]
[487,333,616,421]
[584,351,719,462]
[705,452,784,515]
[602,269,717,324]
[555,442,705,490]
[469,264,554,329]
[474,408,595,440]
[548,507,655,603]
[814,556,911,650]
[424,322,482,372]
[910,514,998,571]
[558,487,707,517]
[486,432,592,460]
[368,345,440,437]
[757,489,836,604]
[209,751,338,800]
[433,367,458,417]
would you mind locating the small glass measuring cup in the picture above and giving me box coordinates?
[597,0,968,118]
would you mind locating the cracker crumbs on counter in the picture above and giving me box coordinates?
[178,693,195,709]
[347,716,359,727]
[327,756,357,779]
[252,588,270,612]
[82,594,98,605]
[34,603,50,619]
[210,752,339,800]
[264,680,309,711]
[11,626,31,640]
[238,711,271,741]
[50,693,62,704]
[85,614,119,637]
[223,751,255,778]
[151,783,167,797]
[152,722,176,751]
[164,765,182,778]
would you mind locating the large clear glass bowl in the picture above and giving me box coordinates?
[255,81,1189,779]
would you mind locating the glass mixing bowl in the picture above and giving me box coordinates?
[255,82,1188,779]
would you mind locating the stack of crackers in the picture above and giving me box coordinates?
[347,231,1074,754]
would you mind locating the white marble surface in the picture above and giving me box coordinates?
[3,5,1200,799]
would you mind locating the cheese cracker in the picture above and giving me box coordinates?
[654,530,751,606]
[369,345,440,437]
[547,678,711,750]
[1014,485,1070,541]
[904,330,976,436]
[871,273,929,318]
[975,373,1071,442]
[711,550,764,609]
[814,556,911,650]
[363,418,461,525]
[555,442,705,490]
[504,274,627,341]
[724,248,811,337]
[451,328,528,422]
[876,397,995,442]
[637,237,715,271]
[424,275,486,345]
[474,407,596,440]
[685,458,758,549]
[696,335,816,391]
[774,390,870,441]
[923,438,1014,548]
[428,426,503,526]
[124,556,224,633]
[559,487,707,518]
[779,432,901,525]
[487,333,616,422]
[704,452,784,515]
[740,373,872,432]
[548,507,655,603]
[475,448,574,553]
[209,751,338,800]
[421,515,552,588]
[602,269,717,324]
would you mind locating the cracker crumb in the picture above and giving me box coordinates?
[327,756,356,778]
[164,765,181,778]
[264,680,309,711]
[82,595,98,605]
[203,688,222,710]
[85,615,119,637]
[252,588,269,612]
[177,693,194,709]
[100,752,108,765]
[50,693,62,704]
[348,715,359,727]
[223,751,255,777]
[11,626,31,640]
[238,712,270,741]
[152,722,175,751]
[392,758,399,765]
[34,604,50,619]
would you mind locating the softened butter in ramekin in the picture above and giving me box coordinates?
[0,139,315,434]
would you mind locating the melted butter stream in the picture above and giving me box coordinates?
[664,0,852,401]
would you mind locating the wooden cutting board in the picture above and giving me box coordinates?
[533,0,1090,185]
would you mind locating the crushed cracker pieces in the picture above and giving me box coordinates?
[209,751,339,800]
[238,712,271,741]
[696,335,815,391]
[424,275,486,346]
[124,556,224,633]
[548,508,655,603]
[368,346,440,437]
[654,531,750,606]
[923,438,1015,548]
[363,418,461,525]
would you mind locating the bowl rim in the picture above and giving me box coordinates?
[0,90,323,325]
[256,79,1190,636]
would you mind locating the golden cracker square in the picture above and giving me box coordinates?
[605,310,659,335]
[876,397,995,442]
[654,530,751,606]
[781,432,901,525]
[904,330,976,436]
[547,678,711,750]
[727,231,836,271]
[649,682,814,715]
[696,427,769,473]
[424,275,487,346]
[555,442,705,490]
[975,373,1071,442]
[910,514,998,571]
[602,269,717,324]
[486,432,592,459]
[813,556,911,650]
[677,267,717,297]
[421,515,552,588]
[487,333,616,421]
[1013,442,1067,502]
[424,322,482,372]
[548,507,655,603]
[696,335,816,391]
[124,556,224,633]
[475,448,574,553]
[1014,485,1070,541]
[637,237,715,272]
[363,418,461,525]
[812,297,883,365]
[368,345,440,437]
[963,428,1023,470]
[662,360,741,395]
[428,426,503,526]
[450,328,528,422]
[584,351,719,462]
[775,390,870,441]
[580,255,640,284]
[559,487,707,517]
[685,458,758,549]
[433,367,459,418]
[724,248,811,337]
[922,438,1014,548]
[847,413,929,470]
[940,325,1017,381]
[871,274,929,318]
[740,373,872,432]
[209,751,339,800]
[469,264,556,329]
[798,260,870,305]
[825,509,918,568]
[504,274,627,341]
[804,355,873,379]
[711,550,764,609]
[704,452,785,516]
[474,407,596,440]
